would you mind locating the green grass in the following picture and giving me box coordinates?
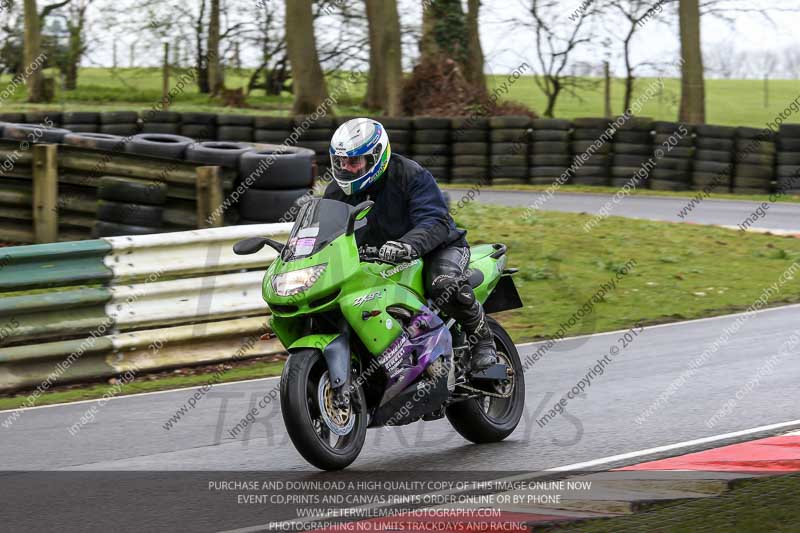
[455,203,800,342]
[441,183,800,204]
[545,474,800,532]
[494,74,800,127]
[0,359,284,412]
[0,67,369,116]
[4,205,800,408]
[1,68,797,127]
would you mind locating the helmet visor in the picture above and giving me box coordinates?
[331,145,381,183]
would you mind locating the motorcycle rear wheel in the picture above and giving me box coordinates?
[280,349,367,470]
[446,316,525,443]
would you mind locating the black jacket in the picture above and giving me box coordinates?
[323,154,467,256]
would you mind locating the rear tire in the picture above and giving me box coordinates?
[281,350,367,471]
[446,317,525,443]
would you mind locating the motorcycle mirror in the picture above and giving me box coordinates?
[346,201,374,236]
[233,237,268,255]
[234,237,286,255]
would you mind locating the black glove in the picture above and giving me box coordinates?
[378,241,418,263]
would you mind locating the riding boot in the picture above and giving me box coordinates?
[461,303,497,372]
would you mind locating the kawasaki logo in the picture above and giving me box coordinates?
[380,259,420,279]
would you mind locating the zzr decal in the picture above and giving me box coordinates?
[353,291,382,306]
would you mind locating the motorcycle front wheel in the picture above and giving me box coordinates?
[446,316,525,443]
[280,349,367,470]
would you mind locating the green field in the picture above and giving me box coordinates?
[3,205,800,409]
[1,67,798,127]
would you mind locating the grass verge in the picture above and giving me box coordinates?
[0,358,284,412]
[456,203,800,342]
[4,205,800,409]
[544,474,800,532]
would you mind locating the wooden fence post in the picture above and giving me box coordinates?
[196,166,224,228]
[32,143,58,243]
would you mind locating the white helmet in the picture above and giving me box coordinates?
[329,118,391,195]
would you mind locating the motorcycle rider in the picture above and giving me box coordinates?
[323,117,497,371]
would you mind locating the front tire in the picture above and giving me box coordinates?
[280,349,367,470]
[446,316,525,443]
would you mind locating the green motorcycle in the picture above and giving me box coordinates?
[234,198,525,470]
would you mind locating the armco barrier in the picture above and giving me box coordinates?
[0,223,292,392]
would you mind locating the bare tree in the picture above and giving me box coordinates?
[285,0,330,113]
[518,0,600,118]
[363,0,403,113]
[244,1,288,96]
[363,0,387,110]
[207,0,220,95]
[464,0,486,88]
[679,0,704,123]
[63,0,92,90]
[600,0,676,113]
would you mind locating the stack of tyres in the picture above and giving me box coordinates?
[180,112,217,141]
[570,117,612,186]
[237,146,315,224]
[382,117,413,158]
[297,115,336,180]
[99,111,139,137]
[62,112,100,133]
[733,127,775,194]
[450,117,489,184]
[217,115,254,142]
[489,116,530,185]
[2,123,71,144]
[125,133,194,159]
[610,117,653,188]
[254,117,293,145]
[777,124,800,194]
[25,111,62,127]
[140,111,181,134]
[93,176,167,237]
[529,119,571,185]
[692,124,735,193]
[0,113,25,123]
[649,122,694,191]
[412,117,450,183]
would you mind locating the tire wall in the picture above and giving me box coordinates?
[1,110,798,243]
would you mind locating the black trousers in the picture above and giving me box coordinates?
[424,245,485,333]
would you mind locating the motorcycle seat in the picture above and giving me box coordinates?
[466,268,484,289]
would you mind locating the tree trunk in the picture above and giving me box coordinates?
[622,30,634,114]
[544,79,561,118]
[679,0,705,123]
[23,0,43,102]
[196,0,209,93]
[285,0,330,114]
[420,1,439,62]
[363,0,387,110]
[207,0,222,96]
[603,61,612,118]
[64,12,85,91]
[464,0,486,88]
[383,0,403,116]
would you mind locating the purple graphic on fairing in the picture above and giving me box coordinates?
[378,307,453,405]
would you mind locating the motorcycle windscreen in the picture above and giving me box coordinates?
[283,198,351,261]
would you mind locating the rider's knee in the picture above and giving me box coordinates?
[429,273,474,307]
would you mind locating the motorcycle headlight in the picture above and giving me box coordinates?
[271,264,327,297]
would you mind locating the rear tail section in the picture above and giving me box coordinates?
[469,243,523,314]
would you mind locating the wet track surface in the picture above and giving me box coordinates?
[447,189,800,233]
